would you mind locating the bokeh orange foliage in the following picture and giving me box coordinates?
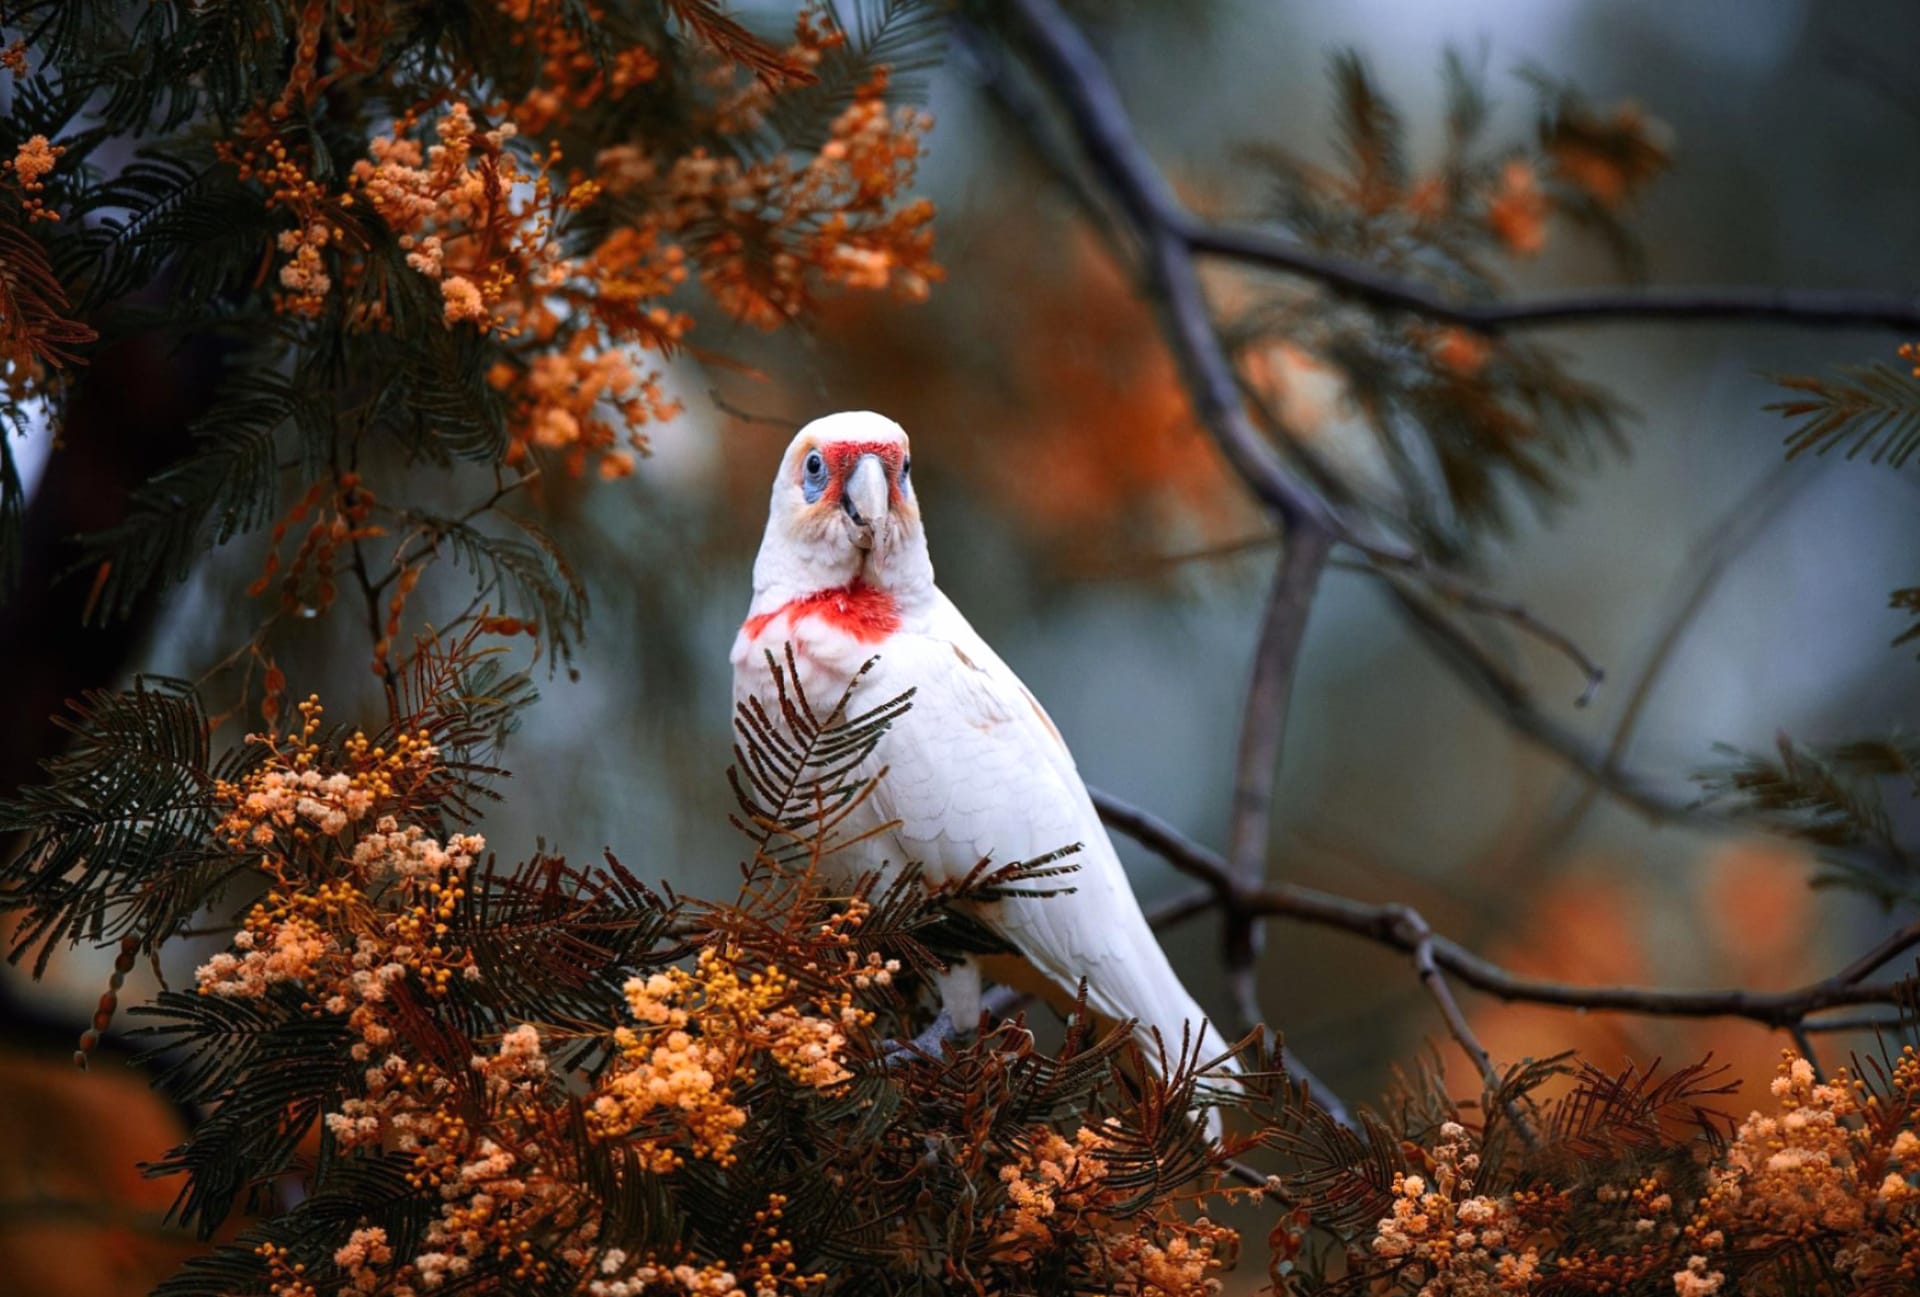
[0,1050,197,1296]
[726,220,1252,575]
[1446,839,1835,1111]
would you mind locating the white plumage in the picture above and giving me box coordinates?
[731,411,1235,1108]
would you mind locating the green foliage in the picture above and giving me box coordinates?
[390,634,542,814]
[14,648,1255,1296]
[136,987,360,1234]
[0,0,942,705]
[65,152,275,313]
[1260,1054,1742,1295]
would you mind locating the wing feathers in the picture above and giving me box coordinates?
[864,592,1237,1075]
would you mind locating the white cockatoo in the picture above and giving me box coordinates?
[731,410,1238,1106]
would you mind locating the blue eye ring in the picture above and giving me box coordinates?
[802,449,828,502]
[900,455,911,491]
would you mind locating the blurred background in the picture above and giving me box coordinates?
[6,0,1920,1287]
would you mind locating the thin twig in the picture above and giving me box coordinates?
[709,389,801,431]
[1833,922,1920,986]
[1384,583,1692,822]
[1386,578,1903,882]
[1518,459,1812,861]
[1397,905,1539,1149]
[374,469,540,595]
[1801,1011,1920,1035]
[1223,1158,1266,1189]
[1328,557,1605,707]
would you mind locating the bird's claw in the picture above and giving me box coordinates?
[877,1010,958,1068]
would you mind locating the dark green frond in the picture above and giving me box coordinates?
[133,986,358,1235]
[453,852,682,1038]
[1695,732,1920,904]
[65,152,272,311]
[1894,587,1920,654]
[415,511,589,670]
[727,646,914,869]
[660,0,814,84]
[0,679,250,974]
[1440,45,1491,153]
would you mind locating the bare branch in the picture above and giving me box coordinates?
[1332,557,1607,707]
[1090,785,1910,1029]
[1802,1010,1920,1035]
[1225,526,1333,1033]
[1384,581,1693,822]
[1184,222,1920,335]
[999,0,1911,1115]
[997,0,1337,536]
[1832,921,1920,986]
[1398,905,1540,1149]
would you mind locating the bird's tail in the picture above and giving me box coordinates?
[1008,883,1245,1142]
[1109,970,1244,1145]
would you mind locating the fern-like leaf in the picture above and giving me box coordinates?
[661,0,816,84]
[1770,365,1920,468]
[728,645,914,869]
[133,985,358,1235]
[757,0,948,153]
[0,678,253,973]
[1695,732,1920,903]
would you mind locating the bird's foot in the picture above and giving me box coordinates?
[877,1010,958,1068]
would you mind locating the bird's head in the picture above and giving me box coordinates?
[753,410,933,602]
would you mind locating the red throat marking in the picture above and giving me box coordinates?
[742,580,901,645]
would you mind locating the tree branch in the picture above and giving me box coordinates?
[1398,904,1540,1149]
[1090,785,1909,1029]
[1184,222,1920,335]
[1384,581,1695,820]
[997,0,1337,536]
[1001,0,1910,1112]
[1224,526,1333,1033]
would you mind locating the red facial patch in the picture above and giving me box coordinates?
[811,440,907,506]
[742,579,901,645]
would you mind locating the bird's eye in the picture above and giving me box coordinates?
[900,456,911,491]
[801,450,828,502]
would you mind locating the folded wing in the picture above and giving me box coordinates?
[866,591,1235,1073]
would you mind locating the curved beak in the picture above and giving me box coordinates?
[842,453,889,548]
